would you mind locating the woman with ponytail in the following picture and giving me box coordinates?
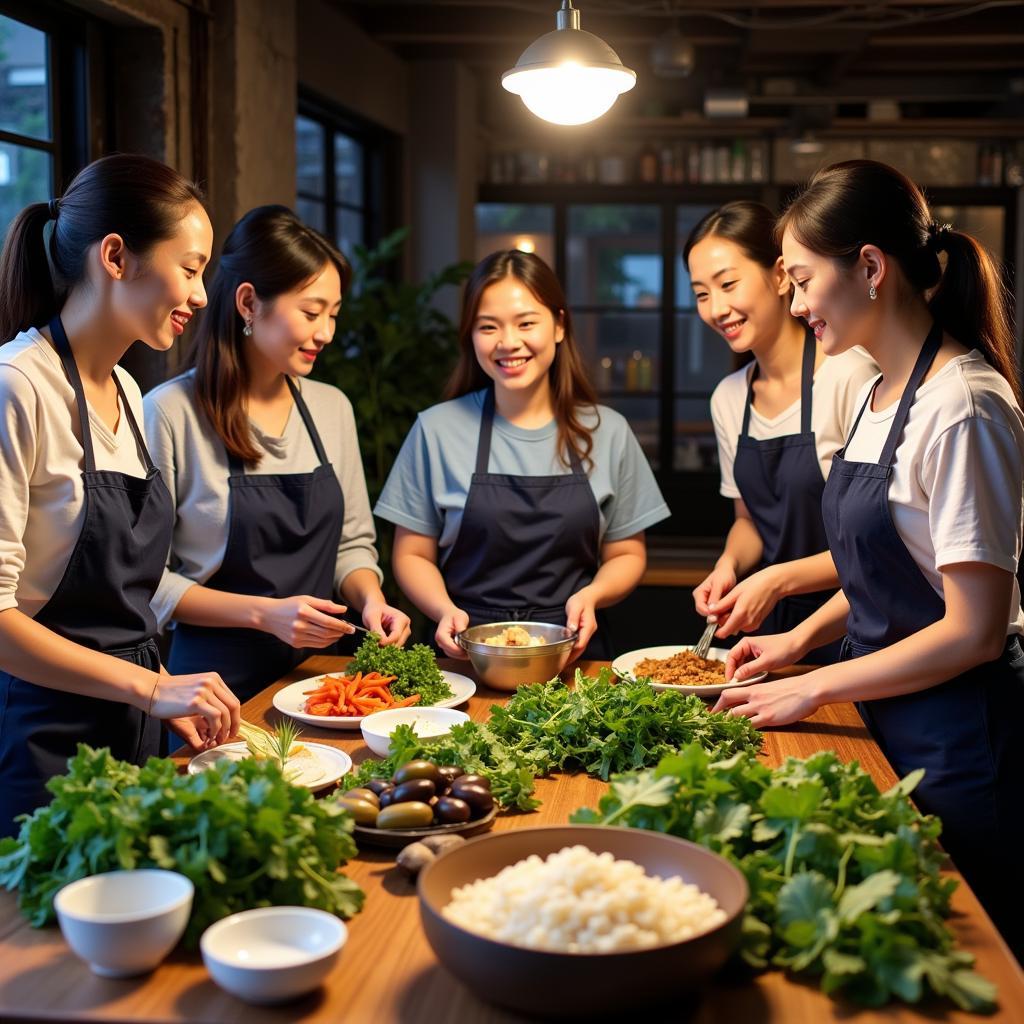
[144,205,409,701]
[718,160,1024,958]
[0,155,239,835]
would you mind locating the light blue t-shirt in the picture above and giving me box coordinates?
[375,390,670,566]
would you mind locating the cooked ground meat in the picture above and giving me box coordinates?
[632,650,726,686]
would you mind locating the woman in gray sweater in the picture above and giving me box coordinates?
[145,205,409,701]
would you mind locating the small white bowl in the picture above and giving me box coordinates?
[360,706,471,757]
[200,906,347,1004]
[54,869,194,978]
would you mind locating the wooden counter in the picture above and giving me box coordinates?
[0,656,1021,1023]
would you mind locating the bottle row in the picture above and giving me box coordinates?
[485,140,770,187]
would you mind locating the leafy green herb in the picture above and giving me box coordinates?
[485,668,762,779]
[343,721,538,811]
[571,744,996,1013]
[0,745,365,947]
[350,632,453,705]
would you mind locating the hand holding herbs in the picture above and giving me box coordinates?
[572,744,996,1013]
[0,746,365,947]
[350,632,453,705]
[486,669,762,779]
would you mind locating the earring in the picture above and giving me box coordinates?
[242,318,253,337]
[868,284,877,301]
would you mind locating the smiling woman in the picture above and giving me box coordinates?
[376,249,670,661]
[144,205,410,702]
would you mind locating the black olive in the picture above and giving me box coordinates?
[435,796,471,824]
[364,778,392,797]
[452,783,493,816]
[437,765,464,784]
[377,785,397,808]
[391,778,436,804]
[451,773,490,794]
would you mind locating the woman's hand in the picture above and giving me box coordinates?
[150,672,240,745]
[712,673,823,727]
[166,715,213,750]
[693,562,737,618]
[257,596,355,648]
[435,606,470,659]
[710,565,784,638]
[565,586,598,658]
[724,630,804,682]
[361,600,411,647]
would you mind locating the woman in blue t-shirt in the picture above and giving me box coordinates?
[376,250,669,659]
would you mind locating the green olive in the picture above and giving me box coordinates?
[343,787,380,808]
[393,760,443,787]
[335,797,379,826]
[377,801,435,829]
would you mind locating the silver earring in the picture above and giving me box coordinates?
[868,284,877,301]
[242,319,253,337]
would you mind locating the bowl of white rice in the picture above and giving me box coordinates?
[417,825,747,1018]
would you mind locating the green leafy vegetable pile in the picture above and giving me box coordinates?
[485,669,762,780]
[350,632,453,705]
[0,746,365,947]
[343,722,538,811]
[571,743,996,1013]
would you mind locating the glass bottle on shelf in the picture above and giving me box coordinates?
[714,145,730,183]
[637,354,653,390]
[749,141,767,183]
[731,140,747,182]
[638,141,659,184]
[625,351,642,390]
[688,143,701,183]
[597,356,613,390]
[580,150,598,184]
[699,143,715,183]
[660,143,674,184]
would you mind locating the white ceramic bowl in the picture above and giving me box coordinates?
[360,706,471,757]
[54,869,194,978]
[200,906,347,1004]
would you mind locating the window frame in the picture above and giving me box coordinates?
[297,90,400,252]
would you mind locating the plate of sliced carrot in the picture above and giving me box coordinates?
[272,670,476,729]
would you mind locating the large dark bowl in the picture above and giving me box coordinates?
[417,825,747,1019]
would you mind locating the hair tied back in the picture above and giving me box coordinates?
[926,220,953,251]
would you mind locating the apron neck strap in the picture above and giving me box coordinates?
[227,377,330,473]
[475,387,584,476]
[475,387,496,474]
[49,316,152,473]
[740,328,817,438]
[876,322,944,468]
[799,327,815,434]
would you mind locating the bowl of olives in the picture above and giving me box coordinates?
[335,759,497,849]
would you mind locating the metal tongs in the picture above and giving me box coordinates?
[693,615,718,659]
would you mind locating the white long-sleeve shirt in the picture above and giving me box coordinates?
[0,329,149,617]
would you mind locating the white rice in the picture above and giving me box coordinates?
[442,844,726,953]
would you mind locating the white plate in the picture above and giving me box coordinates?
[271,670,476,730]
[611,645,768,698]
[187,741,352,792]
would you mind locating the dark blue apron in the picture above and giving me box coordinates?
[0,317,170,836]
[168,377,345,702]
[822,322,1024,960]
[442,388,607,655]
[733,329,841,663]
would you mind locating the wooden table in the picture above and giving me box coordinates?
[1,656,1022,1023]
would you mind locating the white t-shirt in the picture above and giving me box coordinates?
[843,350,1024,635]
[711,347,879,499]
[0,329,149,618]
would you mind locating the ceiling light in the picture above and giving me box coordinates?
[501,1,636,126]
[650,24,695,79]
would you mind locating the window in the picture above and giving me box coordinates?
[0,14,53,234]
[0,5,90,241]
[295,97,397,256]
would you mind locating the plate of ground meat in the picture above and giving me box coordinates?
[611,645,767,697]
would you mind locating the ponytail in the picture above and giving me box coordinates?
[0,202,58,343]
[779,159,1021,402]
[0,154,204,345]
[928,227,1020,403]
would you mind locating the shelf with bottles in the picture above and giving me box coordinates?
[978,140,1024,187]
[483,137,771,189]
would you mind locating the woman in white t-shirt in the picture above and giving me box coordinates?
[720,160,1024,959]
[686,202,876,661]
